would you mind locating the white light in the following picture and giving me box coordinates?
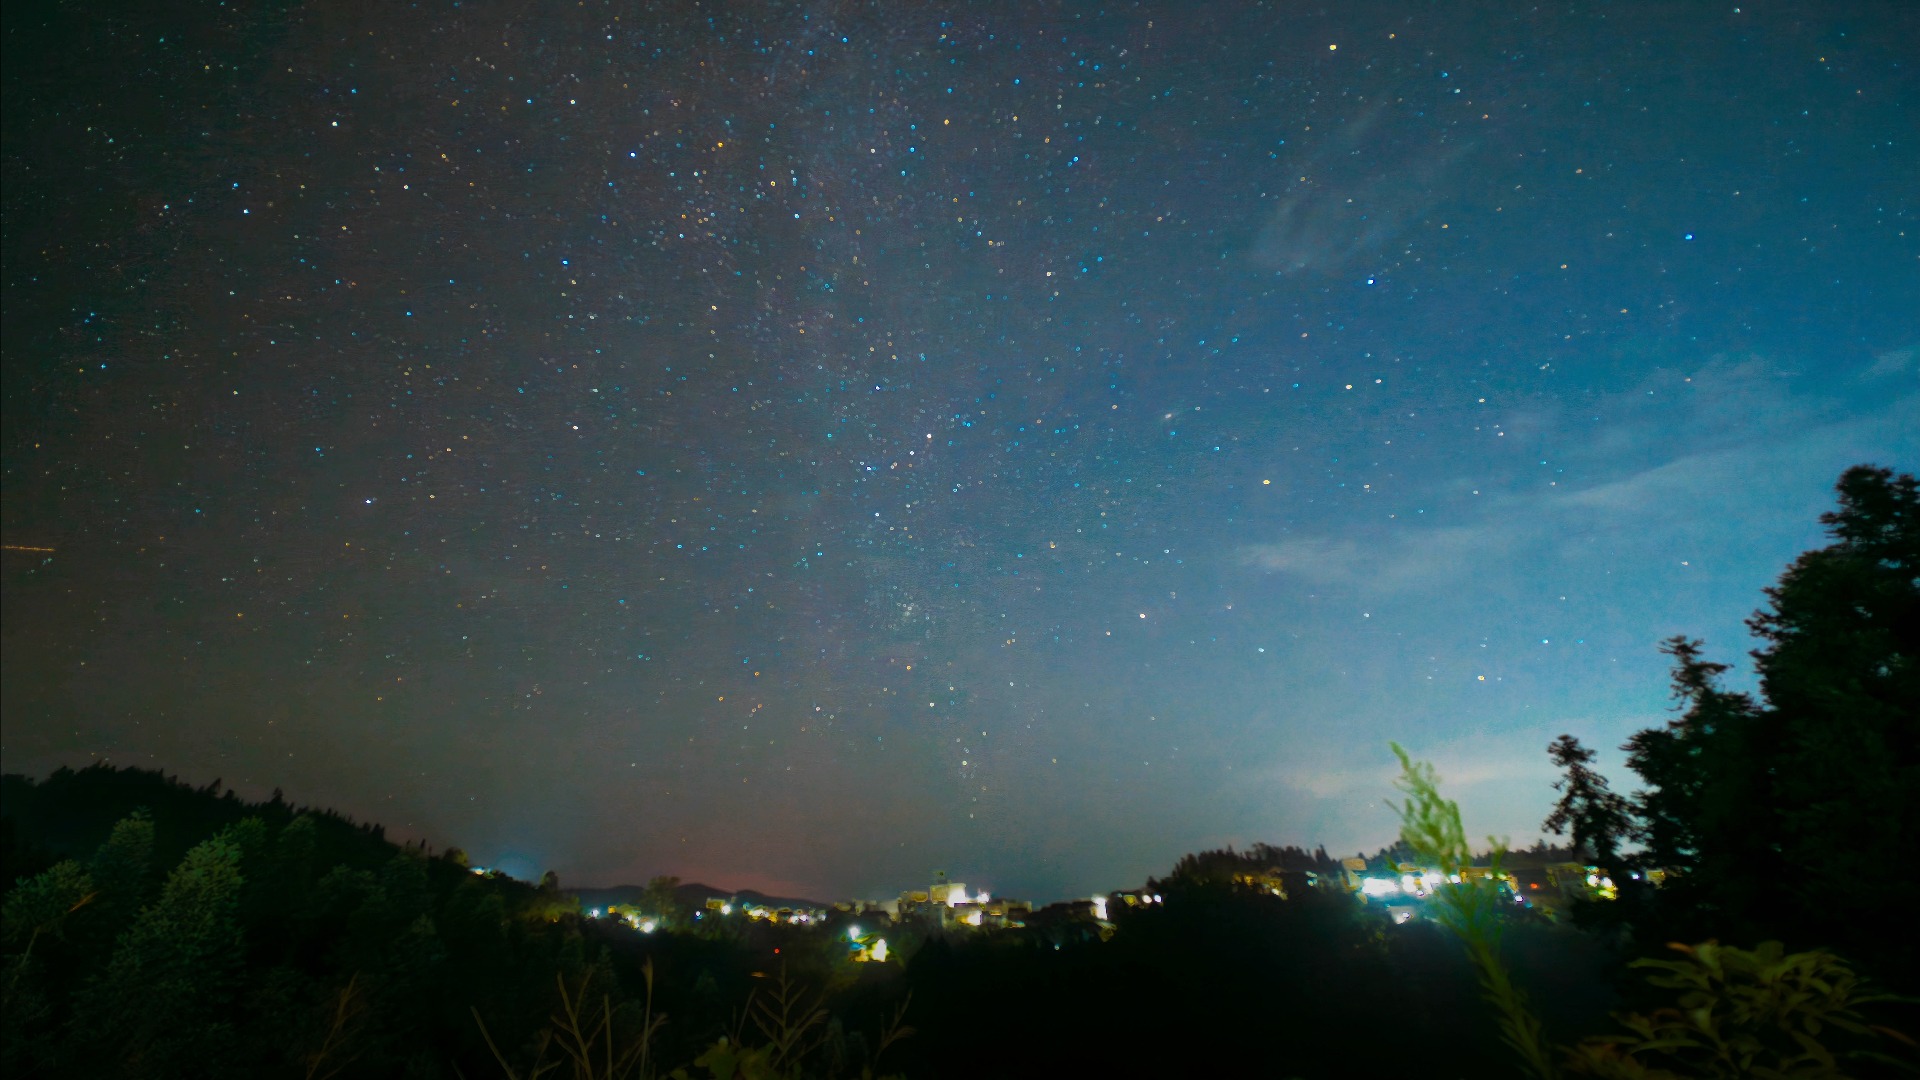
[589,908,602,918]
[1091,895,1108,921]
[720,904,732,915]
[871,938,889,962]
[848,925,861,940]
[1361,878,1400,898]
[640,919,656,933]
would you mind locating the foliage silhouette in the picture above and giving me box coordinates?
[1563,940,1917,1078]
[1609,465,1919,987]
[475,962,666,1080]
[77,826,250,1075]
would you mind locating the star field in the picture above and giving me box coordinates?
[3,0,1916,900]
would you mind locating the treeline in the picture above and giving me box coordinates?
[4,763,1615,1078]
[2,765,599,1075]
[11,752,1900,1079]
[2,761,963,1078]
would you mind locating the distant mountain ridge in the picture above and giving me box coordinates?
[573,881,827,912]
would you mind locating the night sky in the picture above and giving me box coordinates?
[3,0,1915,902]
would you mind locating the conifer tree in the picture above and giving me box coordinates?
[76,828,249,1075]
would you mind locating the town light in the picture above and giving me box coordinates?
[1360,878,1400,898]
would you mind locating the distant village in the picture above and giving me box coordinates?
[498,845,1648,961]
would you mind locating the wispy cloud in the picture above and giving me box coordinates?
[1863,348,1913,381]
[1239,526,1503,591]
[1236,349,1918,595]
[1262,725,1568,800]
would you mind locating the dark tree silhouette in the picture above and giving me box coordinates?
[1620,464,1919,985]
[1747,465,1918,970]
[1542,735,1633,868]
[639,874,691,927]
[1623,638,1751,877]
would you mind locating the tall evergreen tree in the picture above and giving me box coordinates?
[1542,734,1633,868]
[1747,464,1918,972]
[1622,637,1771,884]
[87,809,155,919]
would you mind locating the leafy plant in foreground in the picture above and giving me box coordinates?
[475,958,666,1080]
[1391,742,1559,1080]
[1563,940,1917,1078]
[666,964,911,1080]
